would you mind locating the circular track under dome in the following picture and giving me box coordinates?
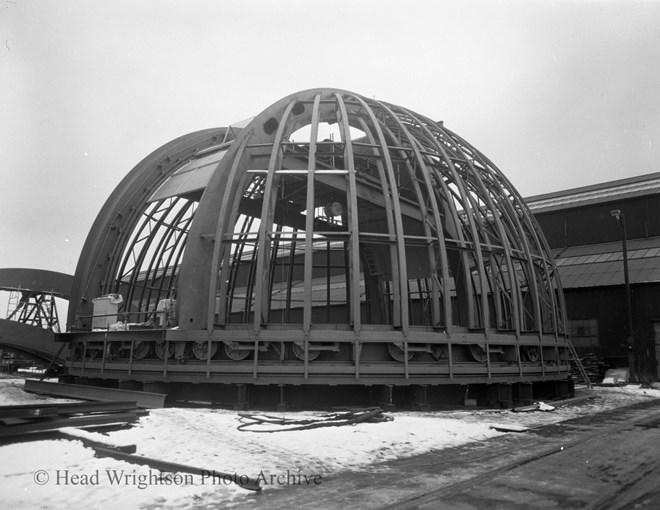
[65,88,571,391]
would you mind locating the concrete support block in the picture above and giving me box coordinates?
[235,383,249,411]
[487,383,513,409]
[513,382,534,406]
[58,375,75,384]
[118,380,142,391]
[567,378,575,397]
[410,385,430,411]
[378,385,394,409]
[142,381,167,394]
[463,385,478,406]
[556,379,570,399]
[276,384,289,412]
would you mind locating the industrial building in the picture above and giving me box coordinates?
[527,172,660,382]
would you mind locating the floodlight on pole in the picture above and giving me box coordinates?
[611,209,636,382]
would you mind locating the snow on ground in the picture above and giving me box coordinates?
[2,376,660,509]
[0,377,79,405]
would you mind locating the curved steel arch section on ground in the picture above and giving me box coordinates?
[0,319,64,364]
[67,128,230,330]
[0,268,73,299]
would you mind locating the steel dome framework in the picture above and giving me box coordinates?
[62,89,572,401]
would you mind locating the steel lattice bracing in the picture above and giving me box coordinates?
[63,89,572,388]
[112,196,196,323]
[67,128,231,329]
[6,291,60,332]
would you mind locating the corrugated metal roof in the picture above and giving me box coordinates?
[555,236,660,288]
[555,236,660,260]
[526,172,660,213]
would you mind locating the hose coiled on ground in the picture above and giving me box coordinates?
[237,407,392,432]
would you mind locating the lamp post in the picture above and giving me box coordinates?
[610,209,636,382]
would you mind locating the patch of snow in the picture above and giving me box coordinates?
[0,377,78,405]
[602,368,629,384]
[537,402,555,412]
[1,379,659,509]
[57,427,134,449]
[17,367,46,375]
[0,439,246,509]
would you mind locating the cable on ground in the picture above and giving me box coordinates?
[237,407,392,432]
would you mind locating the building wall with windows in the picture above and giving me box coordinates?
[527,172,660,381]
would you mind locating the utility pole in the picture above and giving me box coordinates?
[610,209,636,382]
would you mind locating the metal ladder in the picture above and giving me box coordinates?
[566,339,593,388]
[362,247,382,277]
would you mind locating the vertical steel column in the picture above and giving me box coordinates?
[208,136,252,329]
[252,102,296,329]
[378,116,448,329]
[413,121,490,331]
[431,150,491,331]
[458,136,560,336]
[445,139,523,338]
[614,211,636,382]
[451,135,546,336]
[382,106,460,331]
[335,94,362,332]
[225,202,257,324]
[284,230,298,323]
[355,116,400,325]
[395,115,477,329]
[303,94,322,335]
[354,97,409,330]
[472,181,525,333]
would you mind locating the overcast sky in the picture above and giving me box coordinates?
[1,0,659,277]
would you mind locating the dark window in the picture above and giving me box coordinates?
[568,319,599,348]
